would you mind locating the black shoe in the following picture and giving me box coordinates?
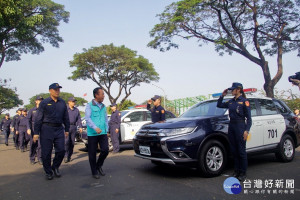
[45,173,53,180]
[97,167,105,176]
[5,143,8,146]
[30,160,35,165]
[93,174,100,179]
[52,168,61,178]
[237,173,247,182]
[232,171,240,178]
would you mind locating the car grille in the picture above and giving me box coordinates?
[134,130,168,159]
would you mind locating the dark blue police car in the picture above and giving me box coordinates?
[133,96,300,177]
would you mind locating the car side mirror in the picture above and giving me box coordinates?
[123,118,131,122]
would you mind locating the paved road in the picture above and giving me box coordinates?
[0,134,299,200]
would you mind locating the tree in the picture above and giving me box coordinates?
[259,88,300,111]
[148,0,300,98]
[24,92,87,110]
[0,79,23,114]
[0,0,70,69]
[68,43,160,108]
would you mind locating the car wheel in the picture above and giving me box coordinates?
[198,140,227,177]
[275,134,295,162]
[108,136,113,152]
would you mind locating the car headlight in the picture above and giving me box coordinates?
[159,127,196,137]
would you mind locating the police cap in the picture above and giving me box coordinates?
[110,103,117,107]
[151,95,161,101]
[49,83,62,90]
[68,97,77,102]
[36,95,44,100]
[228,82,243,90]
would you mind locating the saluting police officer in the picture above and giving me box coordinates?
[0,113,12,146]
[109,103,121,153]
[64,97,83,163]
[147,95,166,123]
[28,96,44,165]
[11,108,22,149]
[16,109,31,152]
[217,82,252,182]
[34,83,70,180]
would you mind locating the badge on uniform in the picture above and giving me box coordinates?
[161,110,165,114]
[245,101,250,107]
[238,102,243,105]
[47,104,52,106]
[156,111,159,113]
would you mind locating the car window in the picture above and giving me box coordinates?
[146,111,152,121]
[121,111,129,118]
[180,100,227,118]
[127,111,144,122]
[273,100,289,114]
[257,99,278,115]
[249,99,257,117]
[165,112,175,119]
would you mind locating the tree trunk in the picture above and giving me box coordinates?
[261,61,275,98]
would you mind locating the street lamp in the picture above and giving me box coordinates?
[151,84,166,108]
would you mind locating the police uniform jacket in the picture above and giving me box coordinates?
[109,110,121,128]
[34,97,70,135]
[217,95,252,131]
[68,106,82,127]
[0,118,12,130]
[147,104,166,123]
[16,115,30,132]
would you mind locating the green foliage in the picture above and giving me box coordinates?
[285,98,300,112]
[0,78,23,114]
[148,0,300,98]
[69,43,159,108]
[0,0,70,68]
[24,92,88,110]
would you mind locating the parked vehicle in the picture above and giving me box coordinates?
[133,96,300,177]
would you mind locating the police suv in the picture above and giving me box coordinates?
[133,89,300,177]
[81,109,176,150]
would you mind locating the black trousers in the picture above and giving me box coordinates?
[40,125,65,175]
[88,134,109,175]
[65,125,77,159]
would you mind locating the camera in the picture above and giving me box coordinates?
[288,72,300,85]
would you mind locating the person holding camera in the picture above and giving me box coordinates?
[289,72,300,90]
[217,82,252,182]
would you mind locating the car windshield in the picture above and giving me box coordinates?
[180,100,227,118]
[121,111,129,118]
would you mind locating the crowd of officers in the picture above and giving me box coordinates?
[0,95,82,166]
[0,82,167,180]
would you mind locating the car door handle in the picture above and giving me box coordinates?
[253,122,262,126]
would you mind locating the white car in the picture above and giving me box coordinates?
[81,109,176,150]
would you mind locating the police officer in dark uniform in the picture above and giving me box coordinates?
[147,95,166,123]
[0,113,12,146]
[217,82,252,182]
[28,96,44,165]
[34,83,70,180]
[64,97,82,163]
[12,108,22,149]
[109,103,121,153]
[16,108,31,152]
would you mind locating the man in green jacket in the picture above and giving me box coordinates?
[85,87,109,179]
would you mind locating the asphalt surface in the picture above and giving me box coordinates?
[0,134,299,200]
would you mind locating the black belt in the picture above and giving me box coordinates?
[43,122,62,127]
[70,123,76,125]
[19,125,27,127]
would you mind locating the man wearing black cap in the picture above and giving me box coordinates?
[11,108,22,149]
[147,95,166,123]
[34,83,70,180]
[0,113,12,146]
[64,97,82,163]
[28,96,44,165]
[109,103,121,153]
[16,108,31,152]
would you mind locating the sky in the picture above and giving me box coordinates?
[1,0,299,115]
